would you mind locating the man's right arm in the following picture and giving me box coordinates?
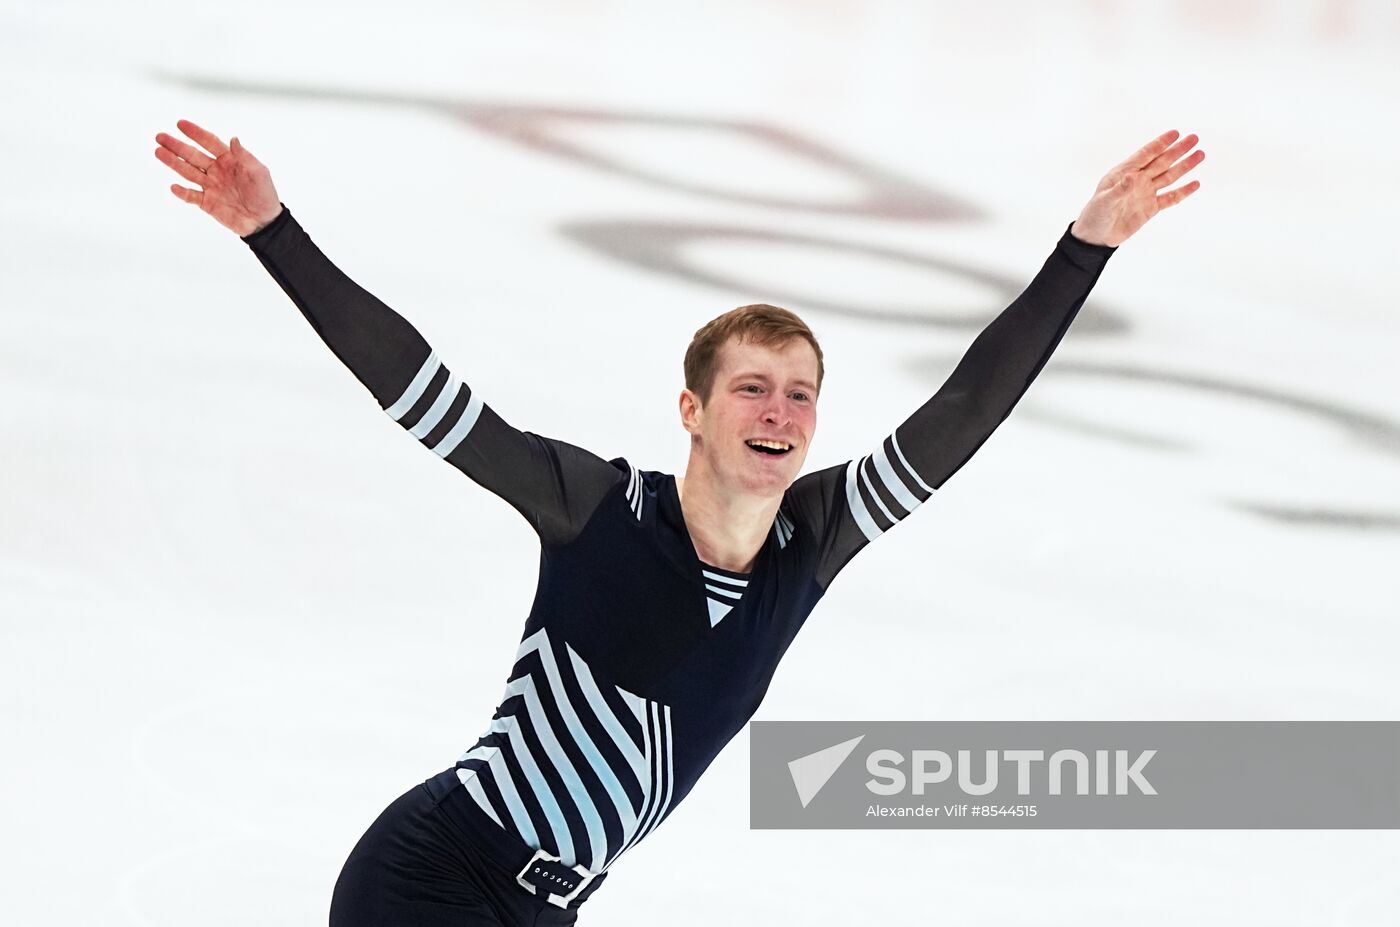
[242,205,624,546]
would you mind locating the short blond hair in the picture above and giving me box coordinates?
[683,304,824,405]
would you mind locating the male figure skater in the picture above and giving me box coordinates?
[154,119,1203,926]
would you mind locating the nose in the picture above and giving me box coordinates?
[762,397,792,427]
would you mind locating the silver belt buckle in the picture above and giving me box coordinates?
[515,848,598,909]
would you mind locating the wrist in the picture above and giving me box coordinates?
[1069,219,1116,249]
[241,203,288,242]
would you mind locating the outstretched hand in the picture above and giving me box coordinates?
[154,119,284,237]
[1070,129,1204,247]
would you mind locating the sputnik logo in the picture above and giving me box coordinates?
[787,734,865,808]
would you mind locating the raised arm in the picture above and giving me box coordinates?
[785,129,1205,588]
[154,120,625,545]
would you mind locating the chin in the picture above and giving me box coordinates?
[736,462,799,496]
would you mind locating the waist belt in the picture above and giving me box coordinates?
[423,767,609,909]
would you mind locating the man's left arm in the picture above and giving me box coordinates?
[791,129,1205,588]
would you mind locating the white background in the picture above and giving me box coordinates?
[3,0,1399,923]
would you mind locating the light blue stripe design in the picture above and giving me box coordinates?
[485,693,575,865]
[612,703,662,865]
[636,704,666,839]
[385,350,439,421]
[566,644,648,785]
[455,765,503,828]
[890,431,935,494]
[617,700,676,868]
[701,569,748,587]
[773,509,795,547]
[433,388,484,458]
[857,457,898,525]
[468,634,681,873]
[604,728,651,868]
[504,669,607,873]
[614,679,648,728]
[636,704,674,844]
[653,705,676,836]
[705,583,743,600]
[460,725,539,846]
[517,630,638,869]
[409,371,460,439]
[871,440,924,515]
[613,697,666,873]
[501,672,588,868]
[844,459,883,541]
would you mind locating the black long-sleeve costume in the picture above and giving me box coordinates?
[243,206,1115,892]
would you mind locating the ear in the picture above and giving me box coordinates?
[678,388,703,436]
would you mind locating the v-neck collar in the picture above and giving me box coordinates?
[662,474,772,579]
[662,474,780,629]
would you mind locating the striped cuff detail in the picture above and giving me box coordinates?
[384,350,485,460]
[843,431,934,542]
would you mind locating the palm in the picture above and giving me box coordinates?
[1071,130,1204,247]
[154,119,282,236]
[196,149,273,230]
[1091,170,1160,240]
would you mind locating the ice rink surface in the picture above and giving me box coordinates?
[3,0,1399,923]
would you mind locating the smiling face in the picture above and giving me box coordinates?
[679,334,820,498]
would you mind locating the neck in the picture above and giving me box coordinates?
[675,464,780,573]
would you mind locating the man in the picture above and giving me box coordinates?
[154,119,1203,926]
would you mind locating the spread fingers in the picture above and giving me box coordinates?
[154,145,208,186]
[175,119,229,158]
[1144,134,1200,177]
[1152,149,1206,188]
[155,131,214,171]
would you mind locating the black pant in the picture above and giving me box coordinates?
[330,779,581,927]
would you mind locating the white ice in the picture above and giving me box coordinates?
[2,0,1399,924]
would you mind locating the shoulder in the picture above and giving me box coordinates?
[607,458,675,522]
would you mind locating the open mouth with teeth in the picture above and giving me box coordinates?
[745,439,793,456]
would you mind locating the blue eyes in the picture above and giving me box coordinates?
[740,385,810,402]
